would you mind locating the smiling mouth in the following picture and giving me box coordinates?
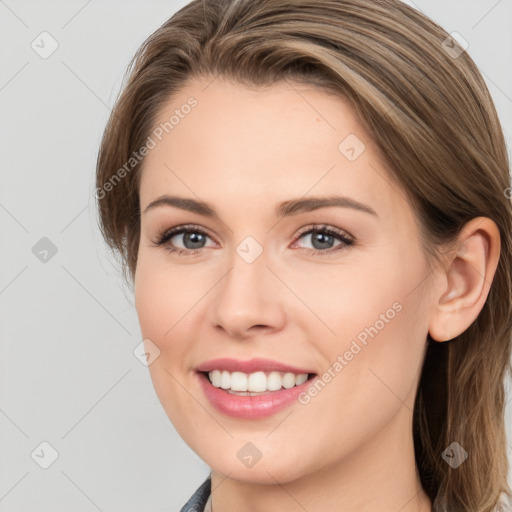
[199,370,317,395]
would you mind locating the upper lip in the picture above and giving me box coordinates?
[195,357,316,375]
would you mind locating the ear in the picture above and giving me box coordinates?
[428,217,501,342]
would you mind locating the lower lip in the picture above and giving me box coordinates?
[196,371,316,419]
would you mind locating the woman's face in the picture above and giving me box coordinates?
[135,77,438,484]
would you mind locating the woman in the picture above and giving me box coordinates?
[95,1,512,510]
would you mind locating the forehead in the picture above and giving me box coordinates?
[139,77,407,224]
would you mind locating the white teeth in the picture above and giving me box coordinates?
[267,371,282,391]
[219,370,230,389]
[207,369,310,392]
[248,371,267,392]
[295,373,308,385]
[282,373,296,389]
[231,371,247,391]
[210,370,222,388]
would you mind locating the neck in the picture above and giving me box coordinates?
[209,405,432,512]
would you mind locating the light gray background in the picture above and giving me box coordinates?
[1,1,511,511]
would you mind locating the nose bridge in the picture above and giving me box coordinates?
[209,239,286,337]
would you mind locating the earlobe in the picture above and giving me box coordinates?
[428,217,501,343]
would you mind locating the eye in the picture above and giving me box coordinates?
[292,224,355,256]
[152,224,215,256]
[152,223,355,257]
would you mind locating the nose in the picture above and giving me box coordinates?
[208,247,287,340]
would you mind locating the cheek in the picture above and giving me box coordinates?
[133,251,214,412]
[134,251,207,341]
[134,256,204,427]
[298,244,430,399]
[282,261,430,471]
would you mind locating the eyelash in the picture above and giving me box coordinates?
[152,223,355,257]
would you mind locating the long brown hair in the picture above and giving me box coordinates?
[95,1,512,510]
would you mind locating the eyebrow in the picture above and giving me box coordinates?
[142,194,378,218]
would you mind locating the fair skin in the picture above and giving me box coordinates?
[134,76,500,512]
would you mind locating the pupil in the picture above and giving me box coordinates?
[312,231,333,250]
[185,232,205,249]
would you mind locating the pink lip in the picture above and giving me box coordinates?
[195,357,315,374]
[196,371,318,419]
